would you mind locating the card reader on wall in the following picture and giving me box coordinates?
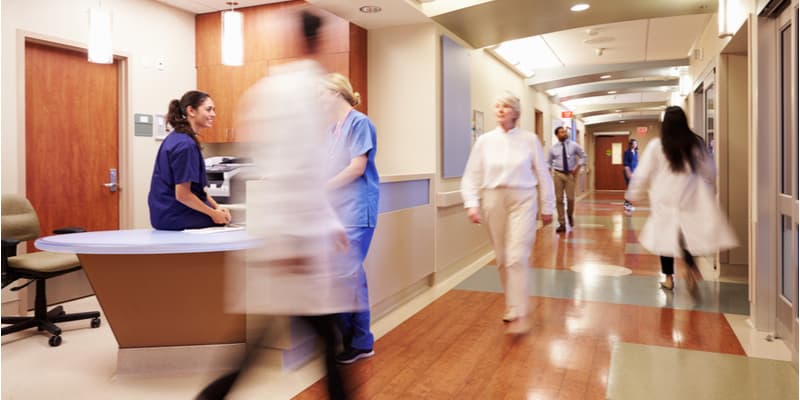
[205,156,256,204]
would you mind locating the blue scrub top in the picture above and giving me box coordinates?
[148,131,216,230]
[327,110,379,228]
[623,148,638,171]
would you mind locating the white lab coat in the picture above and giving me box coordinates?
[625,138,737,257]
[225,60,363,316]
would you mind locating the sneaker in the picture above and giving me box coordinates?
[502,309,516,322]
[336,347,375,364]
[555,225,566,233]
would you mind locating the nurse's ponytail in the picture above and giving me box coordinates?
[167,90,209,148]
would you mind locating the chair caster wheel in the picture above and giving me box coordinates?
[91,318,101,328]
[49,335,62,347]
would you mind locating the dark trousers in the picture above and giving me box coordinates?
[660,248,696,275]
[196,314,347,400]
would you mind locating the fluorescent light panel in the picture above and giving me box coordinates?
[494,36,561,76]
[88,8,112,64]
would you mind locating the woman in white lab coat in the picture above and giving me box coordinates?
[625,106,737,290]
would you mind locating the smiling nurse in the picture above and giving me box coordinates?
[148,90,231,230]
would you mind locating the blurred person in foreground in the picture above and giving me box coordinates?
[321,73,379,364]
[197,10,359,400]
[461,92,555,335]
[625,106,736,291]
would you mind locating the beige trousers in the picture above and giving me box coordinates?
[481,187,537,318]
[552,170,575,227]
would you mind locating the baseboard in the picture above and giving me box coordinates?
[115,343,246,377]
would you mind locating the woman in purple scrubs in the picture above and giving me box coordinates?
[148,90,231,230]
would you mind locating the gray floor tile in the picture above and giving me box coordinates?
[607,343,798,400]
[456,267,750,315]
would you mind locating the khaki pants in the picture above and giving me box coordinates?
[552,170,575,227]
[481,187,537,318]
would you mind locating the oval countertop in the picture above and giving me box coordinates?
[35,228,264,255]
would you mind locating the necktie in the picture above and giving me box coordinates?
[562,142,569,172]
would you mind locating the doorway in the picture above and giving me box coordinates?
[24,40,121,304]
[534,108,544,144]
[593,135,628,190]
[773,3,798,366]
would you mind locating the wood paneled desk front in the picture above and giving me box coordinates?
[36,228,263,375]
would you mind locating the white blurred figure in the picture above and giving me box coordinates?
[199,9,356,400]
[625,106,737,292]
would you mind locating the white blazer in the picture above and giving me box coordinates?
[625,138,737,257]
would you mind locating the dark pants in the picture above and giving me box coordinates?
[660,250,696,275]
[196,315,347,400]
[623,171,631,206]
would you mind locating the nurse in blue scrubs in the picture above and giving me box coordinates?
[322,73,379,365]
[148,90,231,230]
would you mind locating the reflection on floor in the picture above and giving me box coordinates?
[2,191,795,399]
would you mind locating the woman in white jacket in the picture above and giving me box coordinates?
[461,93,555,334]
[625,106,737,290]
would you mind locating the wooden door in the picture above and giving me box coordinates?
[534,108,544,143]
[25,41,119,246]
[594,135,628,190]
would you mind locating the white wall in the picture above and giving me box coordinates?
[367,23,438,177]
[1,0,197,228]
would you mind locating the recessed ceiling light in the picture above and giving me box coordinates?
[600,74,612,79]
[571,3,590,12]
[608,90,617,94]
[614,109,622,112]
[620,120,626,123]
[359,5,382,13]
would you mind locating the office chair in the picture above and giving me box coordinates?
[1,194,101,347]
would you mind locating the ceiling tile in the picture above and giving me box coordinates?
[646,14,712,60]
[544,19,648,66]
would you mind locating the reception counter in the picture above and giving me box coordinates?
[35,229,263,374]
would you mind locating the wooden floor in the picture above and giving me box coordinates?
[294,192,746,399]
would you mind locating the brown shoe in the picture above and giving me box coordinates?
[556,225,566,233]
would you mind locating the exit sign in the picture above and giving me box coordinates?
[561,111,573,118]
[637,126,648,134]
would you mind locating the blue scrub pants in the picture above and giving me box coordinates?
[338,226,375,351]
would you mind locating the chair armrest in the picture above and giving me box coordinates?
[53,227,86,234]
[2,239,21,258]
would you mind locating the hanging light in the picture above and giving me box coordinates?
[88,7,113,64]
[718,0,733,38]
[221,2,243,66]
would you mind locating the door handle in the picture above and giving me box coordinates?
[103,168,119,192]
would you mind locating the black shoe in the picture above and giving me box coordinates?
[336,347,375,364]
[555,225,566,233]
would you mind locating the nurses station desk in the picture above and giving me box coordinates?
[36,229,263,375]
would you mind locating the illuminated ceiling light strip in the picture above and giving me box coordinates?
[570,3,590,12]
[221,2,244,66]
[88,7,113,64]
[718,0,733,38]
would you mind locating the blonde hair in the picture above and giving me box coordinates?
[324,73,361,107]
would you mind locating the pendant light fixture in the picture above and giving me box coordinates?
[718,0,733,38]
[221,2,243,66]
[88,5,113,64]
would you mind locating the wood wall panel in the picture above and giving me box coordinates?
[348,23,368,115]
[195,12,221,67]
[196,1,367,142]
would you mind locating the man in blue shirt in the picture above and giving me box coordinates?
[623,138,638,213]
[547,126,587,233]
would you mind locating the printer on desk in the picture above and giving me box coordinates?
[205,156,257,204]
